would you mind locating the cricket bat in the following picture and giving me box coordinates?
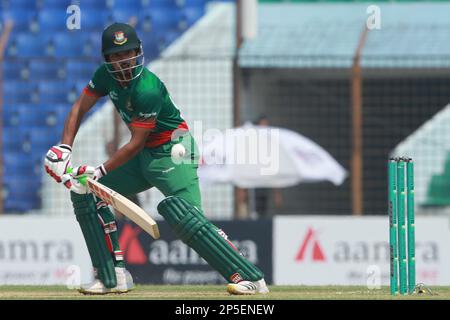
[67,168,160,239]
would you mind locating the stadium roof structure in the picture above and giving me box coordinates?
[239,3,450,69]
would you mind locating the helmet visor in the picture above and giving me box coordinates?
[104,49,145,82]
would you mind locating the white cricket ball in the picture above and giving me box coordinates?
[171,143,186,161]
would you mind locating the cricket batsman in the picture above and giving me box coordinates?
[44,23,269,295]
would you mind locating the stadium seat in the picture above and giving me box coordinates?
[181,6,205,28]
[13,33,51,57]
[29,60,66,80]
[2,0,38,9]
[44,104,69,130]
[21,104,48,127]
[38,9,69,32]
[3,61,29,80]
[140,8,182,34]
[110,0,145,10]
[163,29,182,47]
[38,81,78,104]
[147,0,179,9]
[3,108,20,127]
[3,152,34,177]
[8,145,45,179]
[77,0,108,10]
[79,9,110,31]
[3,81,39,104]
[3,154,28,174]
[4,194,41,213]
[4,176,41,212]
[110,9,140,26]
[2,127,29,153]
[39,0,72,9]
[66,61,98,81]
[50,32,91,57]
[177,0,207,8]
[4,104,46,128]
[86,32,102,57]
[2,10,37,32]
[141,36,161,60]
[29,127,61,154]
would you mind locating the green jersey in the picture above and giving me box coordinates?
[84,64,188,148]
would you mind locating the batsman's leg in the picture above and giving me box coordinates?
[157,195,269,295]
[145,134,268,295]
[88,154,156,293]
[70,192,117,289]
[96,200,125,268]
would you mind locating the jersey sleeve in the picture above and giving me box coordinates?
[130,91,162,130]
[83,65,109,97]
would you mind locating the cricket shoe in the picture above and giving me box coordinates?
[227,278,269,295]
[79,267,134,295]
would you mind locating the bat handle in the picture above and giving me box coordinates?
[66,167,88,186]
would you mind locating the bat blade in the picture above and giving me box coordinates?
[87,178,160,239]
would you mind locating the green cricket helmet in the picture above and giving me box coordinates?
[101,22,145,81]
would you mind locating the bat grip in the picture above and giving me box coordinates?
[67,167,88,186]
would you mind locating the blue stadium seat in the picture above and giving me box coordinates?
[86,31,102,57]
[3,153,27,169]
[111,0,145,10]
[140,8,182,34]
[30,127,62,154]
[110,9,140,26]
[2,127,28,153]
[2,10,37,32]
[3,81,39,104]
[51,32,90,57]
[38,9,69,31]
[44,104,69,130]
[181,5,205,28]
[163,29,182,47]
[3,61,28,80]
[66,61,98,80]
[148,0,178,9]
[4,176,41,212]
[1,0,38,10]
[77,0,108,10]
[3,151,45,184]
[177,0,206,7]
[13,33,50,57]
[2,104,44,128]
[140,35,160,60]
[3,152,33,176]
[17,104,47,127]
[3,107,19,127]
[80,9,110,31]
[38,81,77,104]
[29,60,66,79]
[39,0,72,9]
[4,197,41,213]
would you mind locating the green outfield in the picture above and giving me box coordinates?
[0,285,449,300]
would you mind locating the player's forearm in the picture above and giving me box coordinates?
[102,142,143,173]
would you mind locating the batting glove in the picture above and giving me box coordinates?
[61,173,89,194]
[44,144,72,183]
[71,164,107,181]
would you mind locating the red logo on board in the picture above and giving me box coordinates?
[295,228,326,262]
[118,224,147,265]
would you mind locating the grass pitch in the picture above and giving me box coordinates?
[0,285,449,300]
